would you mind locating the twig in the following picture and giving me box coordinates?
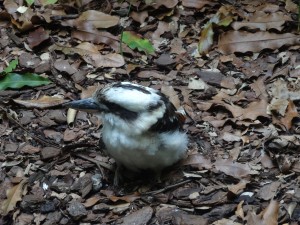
[76,153,114,180]
[0,106,59,148]
[142,179,191,195]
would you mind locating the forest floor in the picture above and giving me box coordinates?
[0,0,300,224]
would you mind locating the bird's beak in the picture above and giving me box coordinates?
[63,98,100,113]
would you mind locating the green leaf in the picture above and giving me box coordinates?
[122,31,155,54]
[39,0,58,5]
[46,0,58,3]
[25,0,35,6]
[4,60,19,73]
[0,73,51,90]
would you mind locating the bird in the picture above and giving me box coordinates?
[64,82,188,185]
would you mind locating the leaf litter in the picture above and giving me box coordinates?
[0,0,300,224]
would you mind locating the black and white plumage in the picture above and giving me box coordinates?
[64,82,188,175]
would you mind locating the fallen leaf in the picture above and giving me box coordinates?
[0,73,51,90]
[228,180,249,195]
[62,10,119,31]
[3,59,18,73]
[109,192,140,203]
[246,199,279,225]
[50,43,125,67]
[1,179,27,216]
[122,31,155,55]
[214,159,259,178]
[188,77,209,90]
[280,100,299,130]
[218,31,300,54]
[27,27,50,48]
[257,181,281,201]
[54,60,77,74]
[161,85,180,109]
[198,6,234,54]
[130,11,148,24]
[232,12,291,32]
[182,0,215,9]
[13,95,66,109]
[72,30,119,51]
[235,201,245,220]
[119,206,153,225]
[83,195,101,208]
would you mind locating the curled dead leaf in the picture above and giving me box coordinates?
[67,108,77,125]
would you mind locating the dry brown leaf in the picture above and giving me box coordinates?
[130,11,148,24]
[109,192,140,203]
[182,0,216,9]
[151,0,178,9]
[188,77,209,90]
[10,7,34,31]
[170,38,186,54]
[137,70,170,80]
[120,206,153,225]
[218,31,300,54]
[232,12,291,31]
[228,180,249,195]
[257,181,281,201]
[269,79,300,101]
[221,131,241,142]
[250,77,268,98]
[91,53,125,68]
[156,53,175,67]
[246,200,279,225]
[13,96,66,109]
[161,86,180,109]
[235,200,245,220]
[63,129,85,142]
[280,100,299,130]
[83,195,101,208]
[182,153,213,169]
[3,0,18,14]
[50,43,125,68]
[267,98,289,116]
[285,0,298,13]
[1,179,27,216]
[27,27,50,48]
[72,30,119,51]
[225,98,269,120]
[212,218,243,225]
[62,10,119,31]
[152,21,171,41]
[214,159,259,178]
[20,145,40,154]
[54,60,77,74]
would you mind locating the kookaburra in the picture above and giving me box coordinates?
[64,82,188,184]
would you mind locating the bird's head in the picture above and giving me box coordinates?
[63,82,172,124]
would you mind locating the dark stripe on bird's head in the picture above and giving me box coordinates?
[112,82,151,95]
[100,99,138,121]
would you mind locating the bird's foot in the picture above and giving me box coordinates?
[113,164,124,187]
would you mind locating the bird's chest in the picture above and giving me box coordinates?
[102,127,154,150]
[101,125,161,169]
